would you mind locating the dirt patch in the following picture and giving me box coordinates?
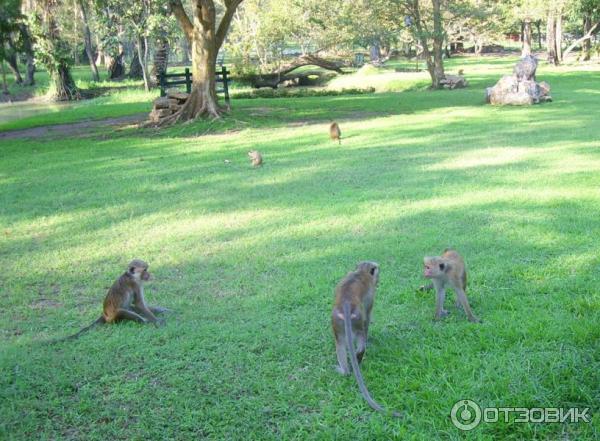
[30,298,62,309]
[0,113,147,140]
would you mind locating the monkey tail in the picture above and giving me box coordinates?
[342,302,401,418]
[50,316,106,344]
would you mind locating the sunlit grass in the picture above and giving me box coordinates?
[0,57,599,440]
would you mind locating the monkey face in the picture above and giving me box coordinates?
[423,258,446,278]
[141,269,151,281]
[357,261,380,284]
[128,259,151,281]
[423,264,434,278]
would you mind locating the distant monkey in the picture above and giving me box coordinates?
[332,261,401,417]
[248,150,263,167]
[329,122,341,144]
[420,249,481,323]
[458,69,464,76]
[52,259,168,342]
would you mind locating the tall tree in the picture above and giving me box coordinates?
[403,0,445,89]
[163,0,244,123]
[521,18,532,56]
[546,1,567,64]
[76,0,99,81]
[0,0,24,85]
[572,0,600,60]
[16,22,36,85]
[31,0,79,100]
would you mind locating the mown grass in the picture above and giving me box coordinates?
[0,56,599,440]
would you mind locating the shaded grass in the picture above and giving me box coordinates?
[0,58,599,440]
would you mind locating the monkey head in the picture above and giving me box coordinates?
[128,259,152,281]
[423,257,449,279]
[248,150,258,159]
[356,261,380,285]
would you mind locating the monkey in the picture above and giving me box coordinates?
[248,150,263,167]
[420,249,481,323]
[329,122,341,144]
[332,261,401,417]
[52,259,168,343]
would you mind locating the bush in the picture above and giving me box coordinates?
[232,87,375,99]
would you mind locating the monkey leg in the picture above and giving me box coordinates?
[150,306,171,315]
[133,305,170,316]
[335,333,350,375]
[456,289,481,323]
[356,331,367,364]
[115,308,148,324]
[434,288,450,320]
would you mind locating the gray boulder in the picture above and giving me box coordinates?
[486,56,550,106]
[513,55,537,81]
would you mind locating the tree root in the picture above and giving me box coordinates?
[154,88,228,127]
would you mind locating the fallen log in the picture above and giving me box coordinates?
[246,55,344,89]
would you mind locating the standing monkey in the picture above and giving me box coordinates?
[329,122,341,144]
[332,261,401,417]
[420,249,481,323]
[52,259,168,342]
[248,150,263,167]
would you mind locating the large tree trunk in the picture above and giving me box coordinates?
[4,51,23,85]
[547,11,559,65]
[369,43,381,64]
[174,30,220,121]
[151,37,169,84]
[129,40,144,79]
[521,19,532,57]
[108,44,125,79]
[431,0,445,88]
[40,0,79,100]
[160,0,243,125]
[77,0,99,81]
[17,23,35,85]
[129,55,143,78]
[54,64,79,100]
[1,61,9,95]
[582,16,592,61]
[556,14,563,62]
[411,0,445,89]
[136,36,150,91]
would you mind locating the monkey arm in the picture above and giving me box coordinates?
[132,286,158,323]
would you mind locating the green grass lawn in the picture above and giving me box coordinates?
[1,57,599,440]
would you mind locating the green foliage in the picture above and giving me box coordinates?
[225,0,403,74]
[0,0,24,61]
[446,0,505,52]
[28,13,67,76]
[233,86,375,99]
